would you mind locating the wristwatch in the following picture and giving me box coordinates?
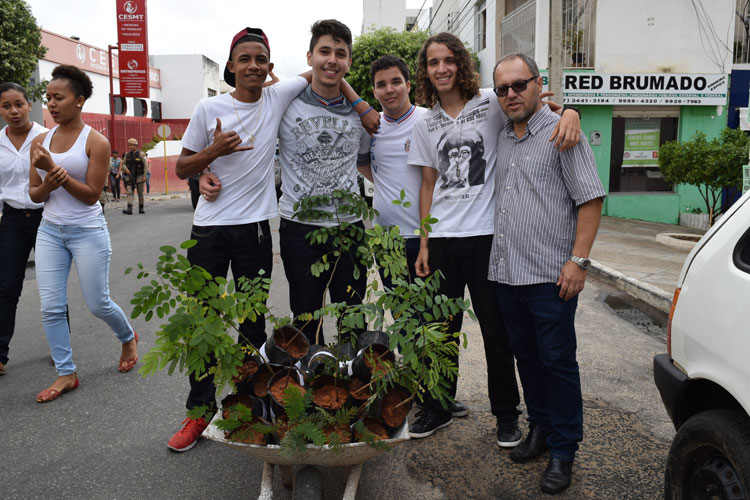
[569,255,591,271]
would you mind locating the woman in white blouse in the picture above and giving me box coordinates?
[0,82,47,376]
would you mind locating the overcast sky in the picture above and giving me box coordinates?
[25,0,430,81]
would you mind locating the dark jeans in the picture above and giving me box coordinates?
[422,235,520,421]
[495,282,583,461]
[185,220,272,411]
[279,218,367,345]
[109,174,120,199]
[0,203,43,364]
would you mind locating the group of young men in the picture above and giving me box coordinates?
[171,19,605,495]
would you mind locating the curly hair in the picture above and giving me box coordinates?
[415,32,480,108]
[51,64,93,100]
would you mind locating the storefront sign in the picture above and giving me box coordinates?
[40,30,160,88]
[623,118,660,167]
[563,73,727,106]
[116,0,150,98]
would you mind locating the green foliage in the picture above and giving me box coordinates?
[0,0,48,101]
[349,28,430,110]
[128,239,271,395]
[659,128,749,225]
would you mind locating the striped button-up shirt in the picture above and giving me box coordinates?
[488,104,606,285]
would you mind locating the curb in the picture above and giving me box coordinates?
[590,260,673,314]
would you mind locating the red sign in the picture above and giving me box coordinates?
[116,0,150,98]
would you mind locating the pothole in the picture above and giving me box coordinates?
[601,290,668,343]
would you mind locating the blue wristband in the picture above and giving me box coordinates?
[358,107,374,117]
[352,98,363,107]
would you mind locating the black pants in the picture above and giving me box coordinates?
[421,235,521,421]
[0,203,43,364]
[185,220,272,411]
[279,218,367,345]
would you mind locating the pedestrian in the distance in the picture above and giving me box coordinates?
[0,82,47,376]
[28,64,138,403]
[109,150,121,200]
[120,137,148,214]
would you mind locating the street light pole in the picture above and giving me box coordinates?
[108,44,118,150]
[549,0,563,102]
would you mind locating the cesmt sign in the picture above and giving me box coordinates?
[116,0,149,98]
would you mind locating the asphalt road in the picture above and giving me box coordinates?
[2,197,674,500]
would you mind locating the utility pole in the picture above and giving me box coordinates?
[549,0,563,101]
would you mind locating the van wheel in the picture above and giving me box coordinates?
[665,409,750,499]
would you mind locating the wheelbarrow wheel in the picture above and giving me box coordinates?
[292,466,323,500]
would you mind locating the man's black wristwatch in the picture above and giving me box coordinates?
[569,255,591,271]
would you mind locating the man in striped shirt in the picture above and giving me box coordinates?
[406,32,582,442]
[490,53,606,494]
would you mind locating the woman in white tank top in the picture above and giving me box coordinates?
[28,65,138,403]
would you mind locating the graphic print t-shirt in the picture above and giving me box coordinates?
[407,89,507,237]
[278,86,371,227]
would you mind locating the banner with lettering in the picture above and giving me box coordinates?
[116,0,149,98]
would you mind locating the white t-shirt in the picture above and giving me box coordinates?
[40,125,103,225]
[277,86,371,227]
[181,76,308,226]
[370,105,426,238]
[407,89,507,238]
[0,122,46,210]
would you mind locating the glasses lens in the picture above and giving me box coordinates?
[494,76,537,97]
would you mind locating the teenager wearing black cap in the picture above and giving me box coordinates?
[170,27,375,452]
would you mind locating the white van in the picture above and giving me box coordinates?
[654,189,750,498]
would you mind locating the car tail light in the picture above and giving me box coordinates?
[667,288,680,356]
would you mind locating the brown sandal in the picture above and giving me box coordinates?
[118,332,139,373]
[36,374,79,403]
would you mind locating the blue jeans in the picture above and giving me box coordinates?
[35,217,134,375]
[495,283,582,461]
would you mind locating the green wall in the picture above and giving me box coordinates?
[579,104,728,224]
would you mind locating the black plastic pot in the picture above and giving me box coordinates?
[350,344,395,383]
[267,366,307,419]
[250,362,284,401]
[364,385,411,431]
[233,355,262,394]
[310,375,349,411]
[264,325,310,365]
[220,393,268,421]
[351,416,390,442]
[356,330,389,352]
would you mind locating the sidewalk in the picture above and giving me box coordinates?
[589,216,705,313]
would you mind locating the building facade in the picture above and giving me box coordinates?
[418,0,740,224]
[35,29,220,157]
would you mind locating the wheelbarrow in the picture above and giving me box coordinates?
[202,414,410,500]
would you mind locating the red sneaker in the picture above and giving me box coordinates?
[167,417,208,452]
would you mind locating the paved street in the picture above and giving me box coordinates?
[2,197,673,500]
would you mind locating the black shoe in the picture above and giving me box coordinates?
[139,207,145,214]
[510,425,550,463]
[540,457,573,494]
[122,207,132,215]
[408,409,453,439]
[450,401,469,418]
[496,419,522,448]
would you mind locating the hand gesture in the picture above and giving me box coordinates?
[415,246,431,278]
[556,261,587,300]
[211,118,253,157]
[43,166,69,191]
[360,108,381,137]
[263,70,279,87]
[31,144,56,172]
[199,171,221,202]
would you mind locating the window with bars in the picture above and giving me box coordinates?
[563,0,596,68]
[476,1,487,51]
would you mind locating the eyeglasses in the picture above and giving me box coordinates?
[493,76,538,97]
